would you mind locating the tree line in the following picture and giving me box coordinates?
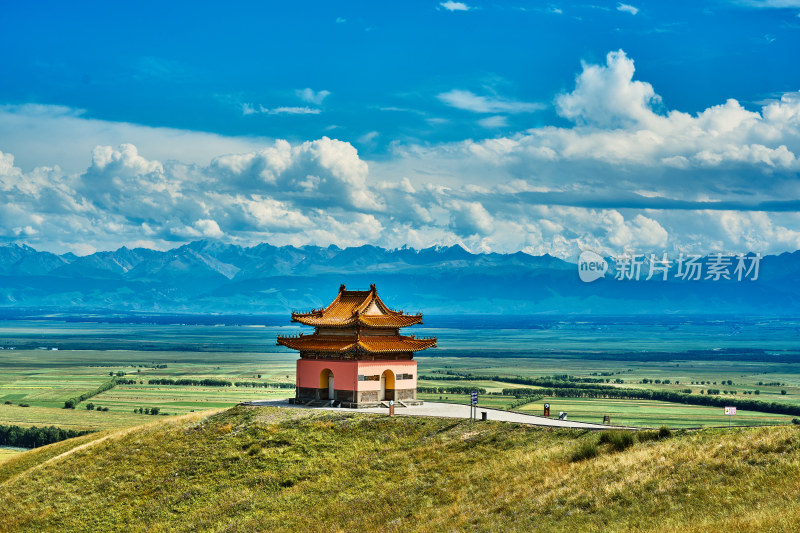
[0,424,92,448]
[63,379,116,409]
[427,372,622,388]
[233,382,294,389]
[148,378,232,387]
[418,386,487,395]
[146,378,295,388]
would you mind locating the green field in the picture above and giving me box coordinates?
[417,355,800,404]
[0,349,297,430]
[0,348,797,433]
[2,320,800,435]
[0,446,25,464]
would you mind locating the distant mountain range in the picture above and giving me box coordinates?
[0,241,799,315]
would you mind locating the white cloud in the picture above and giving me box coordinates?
[4,50,800,257]
[296,88,331,105]
[438,89,543,113]
[556,50,659,128]
[242,104,322,116]
[193,219,224,238]
[440,1,471,11]
[210,137,379,210]
[207,193,311,234]
[617,3,639,15]
[358,131,380,143]
[271,106,321,115]
[0,103,270,173]
[478,115,508,128]
[449,200,494,235]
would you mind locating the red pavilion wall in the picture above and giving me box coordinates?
[296,359,417,404]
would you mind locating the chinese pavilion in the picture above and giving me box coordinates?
[277,284,436,408]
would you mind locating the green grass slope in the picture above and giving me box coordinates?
[1,406,799,532]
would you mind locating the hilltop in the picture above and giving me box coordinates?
[1,406,799,532]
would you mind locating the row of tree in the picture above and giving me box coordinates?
[147,378,232,387]
[133,407,160,415]
[0,424,92,448]
[418,386,487,394]
[232,382,294,389]
[63,379,116,409]
[146,378,294,388]
[426,371,611,385]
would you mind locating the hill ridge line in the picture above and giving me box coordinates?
[0,409,224,490]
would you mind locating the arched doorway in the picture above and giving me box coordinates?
[380,369,395,401]
[319,369,334,400]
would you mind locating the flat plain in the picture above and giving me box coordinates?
[0,317,799,432]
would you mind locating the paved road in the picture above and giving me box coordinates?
[243,399,631,430]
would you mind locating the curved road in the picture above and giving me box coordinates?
[244,399,633,430]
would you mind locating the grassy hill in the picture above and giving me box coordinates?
[1,406,799,532]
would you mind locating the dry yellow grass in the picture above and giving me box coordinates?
[1,407,798,532]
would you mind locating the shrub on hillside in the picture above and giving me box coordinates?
[570,440,599,462]
[658,426,672,439]
[599,431,635,451]
[637,430,659,442]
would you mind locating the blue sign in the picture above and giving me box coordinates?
[470,391,478,405]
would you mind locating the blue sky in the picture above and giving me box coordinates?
[1,1,800,257]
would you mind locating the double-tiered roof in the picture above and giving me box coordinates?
[277,284,436,358]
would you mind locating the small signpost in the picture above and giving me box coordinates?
[544,403,550,417]
[724,406,736,428]
[389,400,395,416]
[470,391,478,422]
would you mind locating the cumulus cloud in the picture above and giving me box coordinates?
[0,103,270,173]
[193,219,224,238]
[449,200,495,235]
[556,50,659,128]
[3,50,800,259]
[210,137,380,211]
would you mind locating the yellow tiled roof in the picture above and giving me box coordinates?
[276,333,437,354]
[292,284,423,328]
